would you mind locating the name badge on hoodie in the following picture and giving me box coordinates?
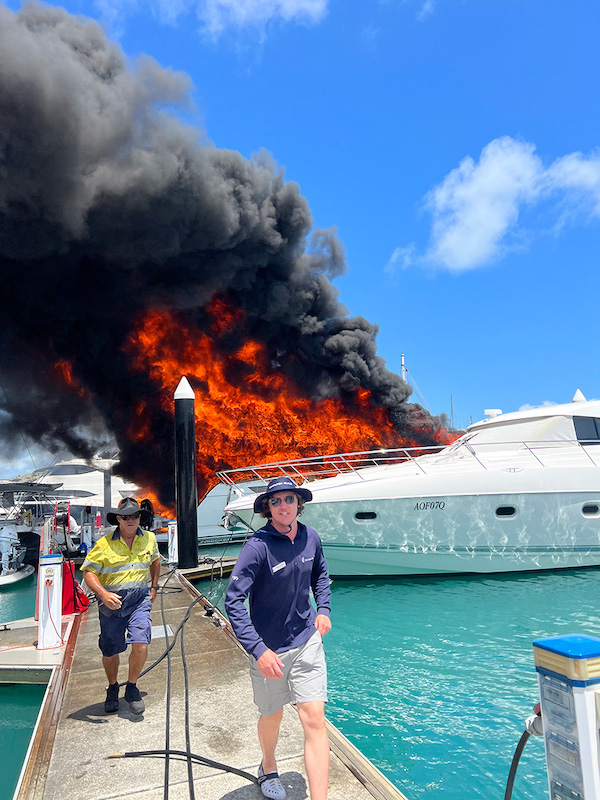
[272,561,286,573]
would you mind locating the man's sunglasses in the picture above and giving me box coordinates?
[269,494,297,507]
[118,512,141,520]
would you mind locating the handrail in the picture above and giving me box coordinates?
[216,439,600,487]
[216,445,445,486]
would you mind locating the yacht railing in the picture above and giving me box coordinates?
[216,445,445,485]
[215,438,600,487]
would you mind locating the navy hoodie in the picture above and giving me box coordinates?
[225,521,331,660]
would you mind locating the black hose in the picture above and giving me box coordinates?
[180,620,195,800]
[134,593,204,681]
[203,521,256,608]
[110,749,258,784]
[131,569,256,795]
[117,568,190,687]
[159,569,173,800]
[504,730,531,800]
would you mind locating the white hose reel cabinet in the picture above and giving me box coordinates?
[534,634,600,800]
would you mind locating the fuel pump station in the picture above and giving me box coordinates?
[532,634,600,800]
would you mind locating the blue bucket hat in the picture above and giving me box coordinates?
[253,477,313,513]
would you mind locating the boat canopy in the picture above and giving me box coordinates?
[459,415,577,447]
[466,399,600,442]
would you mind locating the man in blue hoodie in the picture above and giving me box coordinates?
[225,477,331,800]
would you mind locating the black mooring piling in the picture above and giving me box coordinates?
[174,376,198,569]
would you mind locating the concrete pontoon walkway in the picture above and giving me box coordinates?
[19,569,407,800]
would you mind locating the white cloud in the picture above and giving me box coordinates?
[200,0,328,36]
[94,0,328,36]
[425,136,543,271]
[361,24,380,50]
[385,243,416,274]
[546,151,600,216]
[152,0,193,25]
[518,401,558,411]
[0,445,58,480]
[94,0,139,32]
[417,0,435,20]
[393,136,600,273]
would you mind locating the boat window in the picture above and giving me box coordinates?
[49,464,96,476]
[582,503,600,516]
[354,511,377,522]
[495,506,516,517]
[574,417,600,444]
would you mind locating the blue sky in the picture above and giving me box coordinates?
[2,0,599,473]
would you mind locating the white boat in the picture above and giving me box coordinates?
[11,454,140,515]
[222,392,600,577]
[11,455,251,548]
[154,481,254,546]
[6,455,169,543]
[0,528,35,586]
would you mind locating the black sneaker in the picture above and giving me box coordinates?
[124,682,145,714]
[104,682,120,714]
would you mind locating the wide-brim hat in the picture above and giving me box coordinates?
[253,477,313,513]
[107,497,151,526]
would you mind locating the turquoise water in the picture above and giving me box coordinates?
[198,565,600,800]
[6,562,600,799]
[0,572,45,800]
[0,682,47,800]
[0,570,38,623]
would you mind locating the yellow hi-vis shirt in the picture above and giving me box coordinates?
[82,528,159,593]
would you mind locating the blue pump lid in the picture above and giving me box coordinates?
[533,634,600,659]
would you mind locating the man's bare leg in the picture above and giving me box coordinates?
[102,654,119,685]
[128,642,148,684]
[258,707,283,773]
[297,701,329,800]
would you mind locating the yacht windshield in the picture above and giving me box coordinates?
[573,416,600,444]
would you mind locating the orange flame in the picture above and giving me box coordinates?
[136,489,175,522]
[126,305,455,499]
[54,359,88,397]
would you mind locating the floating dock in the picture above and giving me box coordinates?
[4,568,408,800]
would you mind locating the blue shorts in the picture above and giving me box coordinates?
[98,597,152,657]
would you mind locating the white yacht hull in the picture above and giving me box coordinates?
[222,396,600,578]
[300,491,600,576]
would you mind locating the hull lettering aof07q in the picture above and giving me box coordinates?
[414,501,446,511]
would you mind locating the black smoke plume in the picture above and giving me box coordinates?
[0,2,446,501]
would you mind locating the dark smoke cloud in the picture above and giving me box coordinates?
[0,2,445,500]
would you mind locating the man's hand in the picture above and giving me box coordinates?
[315,614,332,637]
[101,591,123,610]
[150,587,158,604]
[256,648,285,679]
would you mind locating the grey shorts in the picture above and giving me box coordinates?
[250,630,327,716]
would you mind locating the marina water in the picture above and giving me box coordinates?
[5,565,600,799]
[199,563,600,800]
[0,574,45,800]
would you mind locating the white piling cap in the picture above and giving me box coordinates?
[174,376,195,400]
[572,389,587,403]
